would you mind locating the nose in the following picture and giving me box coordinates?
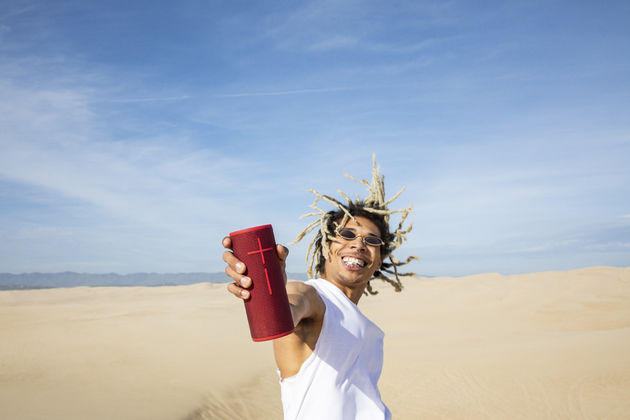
[348,235,367,250]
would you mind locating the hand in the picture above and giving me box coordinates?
[222,236,289,300]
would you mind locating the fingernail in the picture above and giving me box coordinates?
[240,290,249,298]
[236,262,245,273]
[241,277,251,287]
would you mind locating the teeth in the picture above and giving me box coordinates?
[342,257,365,267]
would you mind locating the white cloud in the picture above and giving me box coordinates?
[102,95,191,104]
[308,35,359,52]
[213,87,351,98]
[0,57,263,230]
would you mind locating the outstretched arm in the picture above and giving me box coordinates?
[274,281,325,379]
[222,236,325,378]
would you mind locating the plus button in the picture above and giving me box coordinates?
[247,236,275,295]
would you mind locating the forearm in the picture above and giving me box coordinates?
[274,282,325,378]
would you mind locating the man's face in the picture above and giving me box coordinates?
[322,216,383,292]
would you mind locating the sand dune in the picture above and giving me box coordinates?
[1,266,629,419]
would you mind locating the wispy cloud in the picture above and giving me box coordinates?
[101,95,191,104]
[366,37,450,54]
[0,3,37,22]
[261,0,368,51]
[307,35,360,52]
[261,0,462,54]
[0,59,257,230]
[214,87,352,98]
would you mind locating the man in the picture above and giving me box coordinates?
[223,157,416,419]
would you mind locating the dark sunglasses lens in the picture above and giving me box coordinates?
[364,237,384,246]
[337,229,356,240]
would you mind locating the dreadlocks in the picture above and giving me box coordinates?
[291,155,418,295]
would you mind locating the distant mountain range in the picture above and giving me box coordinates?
[0,272,308,290]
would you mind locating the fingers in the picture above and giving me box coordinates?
[276,244,289,284]
[222,237,290,299]
[276,244,289,263]
[224,263,251,285]
[226,280,251,300]
[222,236,246,276]
[222,236,250,300]
[223,249,246,274]
[225,262,251,300]
[277,245,289,274]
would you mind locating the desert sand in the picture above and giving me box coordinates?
[1,266,629,419]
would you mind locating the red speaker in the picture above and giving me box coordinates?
[229,224,295,341]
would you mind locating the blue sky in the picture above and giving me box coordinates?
[1,0,629,276]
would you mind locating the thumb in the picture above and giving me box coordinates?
[277,244,289,263]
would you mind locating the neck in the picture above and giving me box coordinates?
[320,275,365,305]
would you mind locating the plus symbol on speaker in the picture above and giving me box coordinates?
[247,236,274,295]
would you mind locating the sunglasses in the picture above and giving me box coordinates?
[335,228,384,246]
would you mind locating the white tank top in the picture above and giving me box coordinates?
[279,278,391,420]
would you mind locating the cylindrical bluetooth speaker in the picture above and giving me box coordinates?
[229,224,295,341]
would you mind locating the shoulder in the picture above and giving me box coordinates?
[286,281,326,324]
[286,280,317,295]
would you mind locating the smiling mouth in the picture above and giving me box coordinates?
[342,256,366,268]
